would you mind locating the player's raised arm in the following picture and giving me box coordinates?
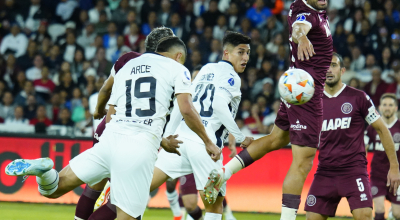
[292,23,315,61]
[371,118,400,195]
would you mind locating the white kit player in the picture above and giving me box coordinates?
[4,36,221,220]
[147,32,254,220]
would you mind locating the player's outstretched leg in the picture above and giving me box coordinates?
[5,158,84,198]
[89,199,117,220]
[281,145,316,219]
[204,126,290,202]
[166,179,182,220]
[199,191,223,220]
[75,179,108,220]
[352,208,373,220]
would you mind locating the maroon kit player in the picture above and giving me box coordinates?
[366,93,400,220]
[205,0,333,219]
[304,53,400,220]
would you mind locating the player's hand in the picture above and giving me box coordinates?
[205,142,221,162]
[228,145,237,158]
[297,36,316,61]
[93,108,107,119]
[240,137,254,148]
[161,134,183,156]
[387,167,400,196]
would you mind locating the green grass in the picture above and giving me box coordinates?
[0,202,352,220]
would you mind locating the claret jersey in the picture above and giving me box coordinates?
[108,52,191,140]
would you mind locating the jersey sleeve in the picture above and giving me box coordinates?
[110,64,116,77]
[360,92,380,125]
[292,12,319,30]
[215,73,241,103]
[173,65,192,94]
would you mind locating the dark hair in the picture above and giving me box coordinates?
[145,27,175,52]
[332,52,344,68]
[381,93,398,106]
[156,36,187,57]
[222,31,251,49]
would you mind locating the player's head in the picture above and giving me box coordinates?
[307,0,328,10]
[156,36,187,64]
[222,31,251,73]
[379,93,398,119]
[145,27,175,52]
[325,52,345,87]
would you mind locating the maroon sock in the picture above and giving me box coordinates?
[188,206,202,220]
[75,185,102,220]
[88,200,117,220]
[222,198,227,208]
[282,194,301,209]
[237,148,254,168]
[374,213,385,220]
[178,194,184,208]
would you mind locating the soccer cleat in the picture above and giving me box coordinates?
[5,158,53,177]
[204,168,225,204]
[94,180,111,210]
[173,216,182,220]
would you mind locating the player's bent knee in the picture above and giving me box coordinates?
[353,208,372,220]
[392,210,400,220]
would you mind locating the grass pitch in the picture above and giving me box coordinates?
[0,202,352,220]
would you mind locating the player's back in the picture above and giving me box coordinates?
[176,61,241,147]
[108,52,191,139]
[318,85,379,175]
[287,0,333,89]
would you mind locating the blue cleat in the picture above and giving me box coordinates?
[5,158,54,177]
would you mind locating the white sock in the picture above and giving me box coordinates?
[204,212,222,220]
[166,190,181,217]
[223,156,243,181]
[280,206,298,220]
[36,169,59,196]
[223,205,236,220]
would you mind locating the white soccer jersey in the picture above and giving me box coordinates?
[108,52,191,140]
[173,60,245,147]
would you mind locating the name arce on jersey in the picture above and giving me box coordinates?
[131,65,151,75]
[322,117,352,131]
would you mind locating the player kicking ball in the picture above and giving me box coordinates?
[366,93,400,220]
[303,53,400,220]
[5,36,221,220]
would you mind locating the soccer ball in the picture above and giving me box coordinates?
[278,69,315,105]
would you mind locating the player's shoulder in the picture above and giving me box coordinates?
[114,51,142,73]
[343,85,367,98]
[290,0,319,15]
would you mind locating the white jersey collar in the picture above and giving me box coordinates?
[384,118,398,129]
[219,60,235,70]
[301,0,324,13]
[324,83,346,98]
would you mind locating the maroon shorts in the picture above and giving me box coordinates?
[179,174,197,195]
[275,85,323,148]
[304,173,373,217]
[93,117,106,146]
[371,176,400,204]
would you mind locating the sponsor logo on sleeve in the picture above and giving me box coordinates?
[296,13,310,22]
[184,71,190,80]
[306,195,316,206]
[182,70,191,85]
[228,78,235,86]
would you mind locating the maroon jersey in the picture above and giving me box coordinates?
[366,120,400,180]
[288,0,333,93]
[317,85,380,175]
[113,51,142,75]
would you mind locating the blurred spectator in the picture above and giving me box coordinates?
[246,0,272,28]
[107,35,131,63]
[12,71,27,96]
[56,21,77,46]
[55,72,75,100]
[386,68,400,101]
[124,23,145,51]
[266,32,284,55]
[191,17,205,36]
[122,11,138,35]
[141,0,160,23]
[249,44,266,69]
[257,78,275,104]
[103,22,119,50]
[24,94,38,120]
[201,0,222,27]
[372,27,391,52]
[45,93,61,123]
[391,33,400,58]
[2,54,21,89]
[55,108,74,126]
[129,0,144,16]
[30,21,51,44]
[85,35,104,61]
[0,91,16,119]
[142,11,159,35]
[226,2,241,30]
[213,15,227,41]
[72,96,88,123]
[384,0,400,24]
[170,13,188,42]
[341,56,357,84]
[26,54,45,81]
[356,19,373,54]
[0,0,20,31]
[158,0,172,26]
[206,39,222,63]
[70,88,83,116]
[187,50,202,72]
[45,45,62,72]
[55,0,78,22]
[0,24,28,58]
[260,16,284,44]
[5,106,29,125]
[238,18,251,36]
[95,11,111,35]
[338,0,356,20]
[0,80,8,100]
[263,99,280,127]
[357,54,377,84]
[364,67,388,106]
[19,0,51,33]
[112,0,132,26]
[349,77,362,90]
[78,10,89,31]
[235,118,252,136]
[350,47,366,72]
[33,66,55,101]
[380,46,393,71]
[382,59,400,84]
[238,99,251,119]
[244,103,264,134]
[89,0,112,23]
[92,47,112,77]
[363,1,377,25]
[344,8,364,34]
[75,108,93,136]
[77,23,97,49]
[61,32,84,63]
[29,105,52,126]
[52,61,71,86]
[372,9,395,35]
[38,37,51,57]
[182,1,196,34]
[71,50,86,81]
[328,9,340,36]
[276,45,289,71]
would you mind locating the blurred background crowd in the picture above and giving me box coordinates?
[0,0,399,137]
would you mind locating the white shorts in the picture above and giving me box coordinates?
[70,129,159,218]
[155,137,226,196]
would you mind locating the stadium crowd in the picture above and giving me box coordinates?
[0,0,399,137]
